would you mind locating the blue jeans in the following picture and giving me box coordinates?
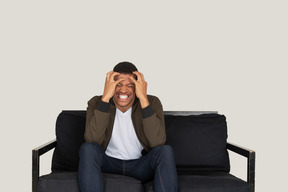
[78,143,178,192]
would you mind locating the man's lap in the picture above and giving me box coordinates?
[80,143,173,182]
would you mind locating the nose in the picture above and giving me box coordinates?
[119,85,128,92]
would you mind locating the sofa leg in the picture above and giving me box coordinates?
[248,151,256,192]
[32,149,39,192]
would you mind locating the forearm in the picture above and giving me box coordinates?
[84,98,110,143]
[141,97,166,148]
[142,113,166,148]
[139,96,150,109]
[85,109,109,143]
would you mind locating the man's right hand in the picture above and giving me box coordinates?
[101,71,124,103]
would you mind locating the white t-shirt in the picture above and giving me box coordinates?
[105,107,144,160]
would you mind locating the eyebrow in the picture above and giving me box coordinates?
[117,83,135,86]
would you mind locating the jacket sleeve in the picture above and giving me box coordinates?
[84,96,110,144]
[141,96,166,148]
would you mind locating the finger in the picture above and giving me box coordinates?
[110,72,120,81]
[111,72,120,77]
[133,71,144,81]
[129,76,137,83]
[106,71,114,76]
[138,72,145,81]
[115,78,125,84]
[106,71,114,80]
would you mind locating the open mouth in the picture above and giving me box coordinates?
[117,93,130,101]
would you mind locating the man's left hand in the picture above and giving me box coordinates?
[129,71,149,109]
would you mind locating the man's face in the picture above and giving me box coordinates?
[113,73,136,112]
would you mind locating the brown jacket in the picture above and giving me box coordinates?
[84,95,166,152]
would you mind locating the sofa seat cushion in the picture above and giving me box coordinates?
[37,172,143,192]
[144,172,250,192]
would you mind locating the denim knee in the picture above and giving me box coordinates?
[79,142,104,162]
[152,145,175,160]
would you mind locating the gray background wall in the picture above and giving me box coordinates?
[1,1,287,191]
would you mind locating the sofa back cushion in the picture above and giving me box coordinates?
[165,114,230,172]
[52,111,86,172]
[52,111,230,173]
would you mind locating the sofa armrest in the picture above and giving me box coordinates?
[227,142,255,192]
[32,139,57,192]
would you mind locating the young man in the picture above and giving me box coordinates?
[78,62,178,192]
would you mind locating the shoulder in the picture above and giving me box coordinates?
[87,95,102,107]
[88,95,102,102]
[147,95,163,107]
[147,95,161,102]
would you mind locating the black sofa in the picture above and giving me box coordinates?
[32,111,255,192]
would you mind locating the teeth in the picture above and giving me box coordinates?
[119,95,128,99]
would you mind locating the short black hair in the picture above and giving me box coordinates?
[113,61,138,74]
